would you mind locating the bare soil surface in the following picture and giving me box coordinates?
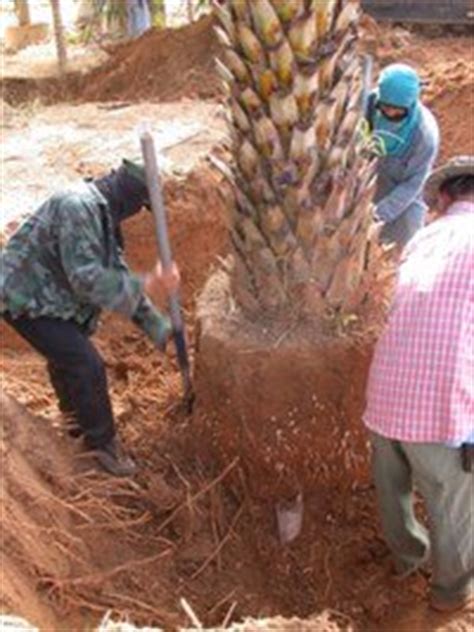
[1,16,222,107]
[1,14,473,632]
[1,99,227,228]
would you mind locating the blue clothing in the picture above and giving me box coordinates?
[373,100,421,158]
[126,0,151,38]
[378,64,421,109]
[375,64,423,158]
[373,103,440,247]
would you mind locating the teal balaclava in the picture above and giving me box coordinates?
[374,63,422,157]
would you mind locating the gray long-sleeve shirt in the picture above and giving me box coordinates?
[374,104,440,224]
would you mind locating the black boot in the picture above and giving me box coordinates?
[94,438,137,476]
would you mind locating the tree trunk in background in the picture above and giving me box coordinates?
[14,0,31,26]
[50,0,67,76]
[187,0,195,23]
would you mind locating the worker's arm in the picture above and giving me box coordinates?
[376,122,439,224]
[117,257,179,352]
[58,197,171,348]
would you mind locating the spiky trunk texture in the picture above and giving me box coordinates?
[214,0,380,317]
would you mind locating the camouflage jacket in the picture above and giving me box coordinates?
[0,182,171,347]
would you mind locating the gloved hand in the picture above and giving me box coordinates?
[373,207,384,223]
[144,261,180,298]
[131,296,173,353]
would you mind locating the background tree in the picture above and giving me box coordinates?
[50,0,67,75]
[14,0,31,27]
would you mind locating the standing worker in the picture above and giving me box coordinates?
[1,160,179,476]
[126,0,152,38]
[364,156,474,613]
[367,63,440,247]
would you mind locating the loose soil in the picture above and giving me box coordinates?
[1,14,473,632]
[1,16,222,107]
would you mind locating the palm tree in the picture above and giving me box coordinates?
[50,0,67,75]
[214,0,379,315]
[195,0,386,499]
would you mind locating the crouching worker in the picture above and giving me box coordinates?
[368,63,440,248]
[364,156,474,613]
[0,160,179,476]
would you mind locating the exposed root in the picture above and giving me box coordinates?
[190,503,244,580]
[157,457,240,534]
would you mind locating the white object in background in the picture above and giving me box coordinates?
[276,492,304,544]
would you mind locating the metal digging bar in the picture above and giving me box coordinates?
[140,124,194,412]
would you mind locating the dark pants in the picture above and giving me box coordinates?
[4,314,115,448]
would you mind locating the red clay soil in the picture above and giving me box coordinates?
[2,16,223,107]
[3,16,473,167]
[2,162,472,632]
[79,15,222,103]
[1,18,474,632]
[194,269,380,501]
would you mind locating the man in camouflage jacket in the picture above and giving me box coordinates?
[1,160,179,475]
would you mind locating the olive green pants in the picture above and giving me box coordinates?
[370,432,474,603]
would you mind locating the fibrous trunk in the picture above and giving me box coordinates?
[194,1,389,499]
[213,0,382,316]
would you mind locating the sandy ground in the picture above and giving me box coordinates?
[1,100,227,227]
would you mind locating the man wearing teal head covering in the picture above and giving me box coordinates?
[367,63,440,247]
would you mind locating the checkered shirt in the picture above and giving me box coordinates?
[364,201,474,444]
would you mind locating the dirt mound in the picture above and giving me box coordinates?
[424,64,473,162]
[80,16,221,103]
[2,16,222,106]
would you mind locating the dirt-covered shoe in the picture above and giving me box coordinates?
[429,592,474,613]
[95,438,137,476]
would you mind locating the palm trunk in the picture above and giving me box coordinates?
[194,1,389,500]
[50,0,67,76]
[212,0,381,318]
[14,0,31,27]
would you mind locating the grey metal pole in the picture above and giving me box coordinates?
[140,124,194,410]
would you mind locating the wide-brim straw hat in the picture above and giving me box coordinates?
[424,155,474,206]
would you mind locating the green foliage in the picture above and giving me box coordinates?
[150,0,166,28]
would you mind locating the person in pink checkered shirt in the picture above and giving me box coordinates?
[364,155,474,613]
